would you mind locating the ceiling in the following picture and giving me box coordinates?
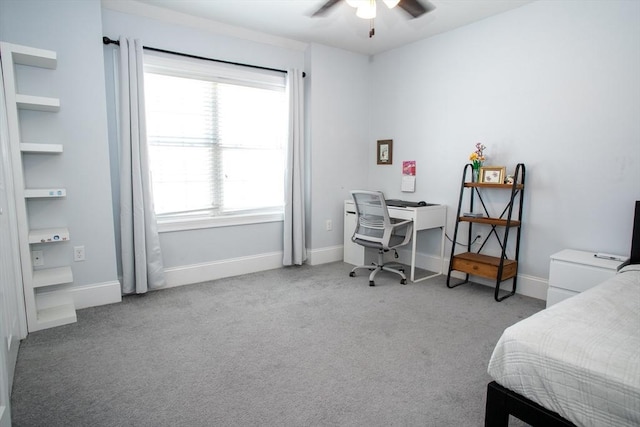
[130,0,535,55]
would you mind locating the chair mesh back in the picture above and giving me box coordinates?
[352,192,389,244]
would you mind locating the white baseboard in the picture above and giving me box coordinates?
[306,245,343,266]
[447,270,547,300]
[163,251,284,288]
[36,280,122,310]
[163,246,344,289]
[35,247,546,313]
[316,245,548,301]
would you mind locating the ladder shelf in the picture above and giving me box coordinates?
[446,163,526,301]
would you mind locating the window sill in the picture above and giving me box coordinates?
[157,212,284,233]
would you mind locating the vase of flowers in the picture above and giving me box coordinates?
[469,143,486,182]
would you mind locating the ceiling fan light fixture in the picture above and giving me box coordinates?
[356,2,376,19]
[383,0,400,8]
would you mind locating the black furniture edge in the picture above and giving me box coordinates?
[484,381,577,427]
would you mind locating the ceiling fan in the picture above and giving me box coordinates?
[312,0,436,37]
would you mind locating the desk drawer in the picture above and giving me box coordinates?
[387,207,413,221]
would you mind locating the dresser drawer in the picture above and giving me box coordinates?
[546,287,578,307]
[549,260,616,293]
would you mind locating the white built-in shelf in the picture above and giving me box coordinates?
[20,143,63,153]
[2,41,76,332]
[16,94,60,112]
[24,188,66,198]
[36,302,76,331]
[3,42,57,69]
[33,286,76,331]
[32,266,73,288]
[28,227,70,244]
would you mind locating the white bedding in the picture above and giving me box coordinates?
[488,264,640,427]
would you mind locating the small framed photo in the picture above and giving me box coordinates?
[377,139,393,165]
[480,166,506,184]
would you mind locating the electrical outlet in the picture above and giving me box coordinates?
[32,250,44,266]
[74,245,85,262]
[326,219,333,231]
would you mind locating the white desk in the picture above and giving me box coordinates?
[344,200,447,282]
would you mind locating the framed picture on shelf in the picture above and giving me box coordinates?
[480,166,506,184]
[377,139,393,165]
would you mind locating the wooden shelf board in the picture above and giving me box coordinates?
[464,182,524,190]
[459,217,521,227]
[32,266,73,288]
[20,143,63,153]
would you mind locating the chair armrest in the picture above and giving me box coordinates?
[382,219,414,249]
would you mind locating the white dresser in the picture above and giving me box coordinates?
[546,249,626,307]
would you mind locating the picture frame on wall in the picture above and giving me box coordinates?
[480,166,506,184]
[377,139,393,165]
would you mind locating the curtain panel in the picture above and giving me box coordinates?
[118,38,166,294]
[283,69,306,266]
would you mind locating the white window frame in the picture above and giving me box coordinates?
[144,52,287,232]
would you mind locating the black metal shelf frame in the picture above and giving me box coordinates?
[447,163,526,301]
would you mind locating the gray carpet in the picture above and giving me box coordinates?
[11,262,543,426]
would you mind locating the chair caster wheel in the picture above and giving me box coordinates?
[349,272,355,277]
[399,268,405,273]
[401,279,407,285]
[369,281,375,286]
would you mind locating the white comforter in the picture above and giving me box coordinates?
[488,264,640,427]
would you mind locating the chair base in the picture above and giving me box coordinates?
[349,250,408,286]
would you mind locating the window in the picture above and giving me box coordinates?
[143,53,287,229]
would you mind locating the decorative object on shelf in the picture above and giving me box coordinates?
[469,142,486,181]
[480,166,506,184]
[377,139,393,165]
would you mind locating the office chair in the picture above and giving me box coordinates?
[349,190,414,286]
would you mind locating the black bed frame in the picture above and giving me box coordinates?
[484,381,577,427]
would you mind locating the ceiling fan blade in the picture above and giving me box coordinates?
[312,0,342,17]
[398,0,435,18]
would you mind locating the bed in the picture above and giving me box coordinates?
[485,264,640,427]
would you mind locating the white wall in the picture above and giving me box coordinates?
[0,0,119,295]
[101,6,307,277]
[1,0,370,300]
[305,43,370,260]
[2,0,637,309]
[368,0,640,280]
[101,4,373,271]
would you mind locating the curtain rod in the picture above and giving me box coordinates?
[102,37,305,77]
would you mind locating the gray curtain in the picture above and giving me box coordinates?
[118,38,165,294]
[283,69,306,266]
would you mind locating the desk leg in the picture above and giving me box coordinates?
[410,225,417,282]
[439,226,446,275]
[410,226,445,283]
